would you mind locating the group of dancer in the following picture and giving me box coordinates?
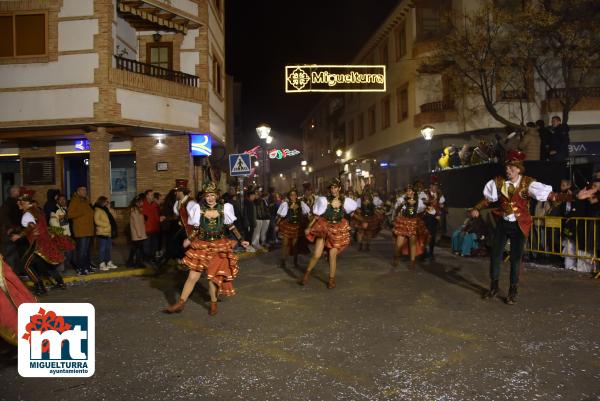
[163,175,445,315]
[1,149,584,348]
[162,149,591,317]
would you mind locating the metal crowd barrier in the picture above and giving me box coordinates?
[526,216,599,278]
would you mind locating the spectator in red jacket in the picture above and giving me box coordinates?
[141,189,161,265]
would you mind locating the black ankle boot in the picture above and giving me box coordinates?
[506,284,518,305]
[483,280,499,299]
[34,282,48,296]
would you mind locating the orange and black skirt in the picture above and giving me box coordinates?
[353,213,383,238]
[393,216,430,256]
[306,217,351,253]
[182,238,239,296]
[278,219,301,240]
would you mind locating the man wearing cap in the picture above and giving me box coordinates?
[300,177,357,289]
[471,150,572,304]
[165,182,249,316]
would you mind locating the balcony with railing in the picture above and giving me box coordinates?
[109,55,205,102]
[414,99,457,127]
[115,55,198,87]
[546,87,600,112]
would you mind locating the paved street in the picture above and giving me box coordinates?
[2,237,600,401]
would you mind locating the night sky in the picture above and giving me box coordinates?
[225,0,400,170]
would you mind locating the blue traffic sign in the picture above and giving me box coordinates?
[229,153,252,177]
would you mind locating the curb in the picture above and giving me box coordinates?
[24,248,268,287]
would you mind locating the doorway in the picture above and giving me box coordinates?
[63,155,89,199]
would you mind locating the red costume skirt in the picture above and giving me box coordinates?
[0,258,37,345]
[306,217,351,253]
[183,238,239,296]
[393,216,430,256]
[352,214,383,238]
[32,234,75,265]
[278,219,301,240]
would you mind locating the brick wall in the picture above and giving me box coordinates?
[133,135,193,196]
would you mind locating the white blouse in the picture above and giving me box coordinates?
[482,175,553,221]
[173,196,201,226]
[356,197,383,208]
[394,196,425,215]
[277,201,310,217]
[312,196,358,216]
[21,212,36,227]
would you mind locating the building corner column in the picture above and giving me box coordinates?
[86,127,113,202]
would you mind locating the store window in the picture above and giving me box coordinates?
[110,154,136,208]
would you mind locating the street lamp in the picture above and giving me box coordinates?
[335,149,343,158]
[256,123,271,139]
[256,123,273,190]
[420,125,435,172]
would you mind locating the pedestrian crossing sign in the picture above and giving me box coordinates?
[229,153,252,177]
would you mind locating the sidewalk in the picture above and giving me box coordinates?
[24,243,271,286]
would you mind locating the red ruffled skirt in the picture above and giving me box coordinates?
[31,234,75,265]
[306,217,351,253]
[183,238,239,296]
[0,258,37,345]
[278,219,301,240]
[352,214,383,238]
[393,216,430,256]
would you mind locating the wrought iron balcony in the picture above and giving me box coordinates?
[114,55,199,87]
[547,87,600,98]
[420,100,454,113]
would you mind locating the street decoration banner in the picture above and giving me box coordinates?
[285,65,386,93]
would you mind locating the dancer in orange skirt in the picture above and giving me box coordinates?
[275,188,311,268]
[352,190,384,251]
[392,185,430,269]
[165,182,249,316]
[300,177,357,289]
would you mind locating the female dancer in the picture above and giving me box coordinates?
[392,185,429,269]
[165,183,248,316]
[300,178,357,289]
[276,188,311,268]
[353,190,384,251]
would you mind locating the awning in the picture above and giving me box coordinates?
[118,0,202,34]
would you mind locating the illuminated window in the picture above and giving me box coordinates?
[395,21,407,60]
[368,105,376,135]
[357,113,365,141]
[397,86,408,121]
[212,53,223,97]
[347,119,355,145]
[0,12,47,58]
[381,96,390,129]
[110,154,137,208]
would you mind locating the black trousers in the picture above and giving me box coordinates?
[490,219,526,286]
[423,214,438,256]
[21,248,64,286]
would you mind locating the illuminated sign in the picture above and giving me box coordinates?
[285,65,386,93]
[190,134,212,156]
[244,146,261,158]
[268,149,301,159]
[75,140,90,151]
